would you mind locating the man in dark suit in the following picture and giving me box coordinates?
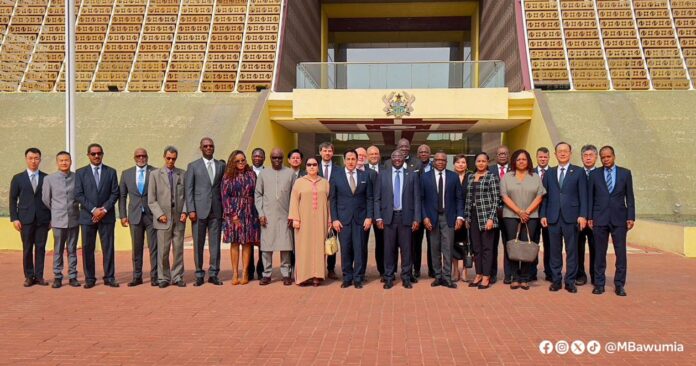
[249,147,265,280]
[577,144,598,286]
[330,149,373,289]
[10,147,51,287]
[318,142,339,279]
[186,137,226,286]
[375,150,420,289]
[356,146,379,280]
[540,142,587,293]
[119,148,157,287]
[365,146,387,280]
[489,145,510,284]
[74,143,120,288]
[533,147,551,281]
[588,146,635,297]
[411,144,433,278]
[421,151,465,289]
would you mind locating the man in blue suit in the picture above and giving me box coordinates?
[421,151,465,289]
[489,145,510,284]
[74,143,120,288]
[540,142,587,293]
[375,150,421,289]
[9,147,51,287]
[330,149,374,289]
[588,146,635,296]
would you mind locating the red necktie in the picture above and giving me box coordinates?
[500,166,505,179]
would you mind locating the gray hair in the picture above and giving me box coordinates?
[163,146,178,156]
[581,144,598,155]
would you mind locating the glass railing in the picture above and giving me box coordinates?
[296,61,506,89]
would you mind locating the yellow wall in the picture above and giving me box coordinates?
[245,103,297,161]
[503,99,555,162]
[293,88,509,120]
[685,227,696,258]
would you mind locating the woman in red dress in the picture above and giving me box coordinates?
[221,150,260,285]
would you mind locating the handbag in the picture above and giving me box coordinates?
[464,230,474,269]
[505,223,539,263]
[325,229,339,256]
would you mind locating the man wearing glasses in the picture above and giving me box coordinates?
[119,148,157,286]
[74,143,120,288]
[185,138,226,286]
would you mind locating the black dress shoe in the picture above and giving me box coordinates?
[150,280,158,287]
[575,275,587,286]
[328,271,339,280]
[159,282,170,288]
[431,279,441,287]
[341,281,351,288]
[23,278,34,287]
[549,283,562,292]
[208,277,223,286]
[105,280,120,288]
[409,275,419,283]
[35,278,48,286]
[194,278,205,287]
[354,281,363,289]
[176,280,186,287]
[445,281,457,289]
[283,277,293,286]
[477,283,490,290]
[503,276,512,285]
[69,278,81,287]
[468,281,481,288]
[84,282,96,289]
[413,271,421,278]
[51,279,62,288]
[565,285,577,293]
[403,281,413,289]
[615,286,627,296]
[490,276,497,284]
[128,278,143,287]
[259,277,271,286]
[592,286,605,295]
[383,281,393,289]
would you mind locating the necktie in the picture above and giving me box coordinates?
[30,173,38,193]
[168,170,175,205]
[137,169,145,194]
[606,168,614,193]
[324,164,329,180]
[500,166,505,179]
[393,170,401,210]
[207,160,215,184]
[349,171,356,193]
[559,167,566,188]
[585,168,591,177]
[540,168,546,180]
[93,167,100,187]
[437,171,444,213]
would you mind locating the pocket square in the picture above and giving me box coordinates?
[360,181,366,184]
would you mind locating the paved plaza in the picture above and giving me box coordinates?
[0,242,694,365]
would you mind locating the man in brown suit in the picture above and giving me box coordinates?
[148,146,188,288]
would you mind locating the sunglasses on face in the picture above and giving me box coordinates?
[235,159,246,163]
[306,163,318,167]
[165,157,176,161]
[271,156,283,160]
[202,144,214,148]
[135,155,147,158]
[90,152,103,157]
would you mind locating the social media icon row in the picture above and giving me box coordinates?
[539,340,602,355]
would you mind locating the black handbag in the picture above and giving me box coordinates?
[505,223,539,263]
[464,229,473,268]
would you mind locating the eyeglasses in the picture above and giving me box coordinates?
[497,152,508,156]
[434,158,447,162]
[135,155,147,158]
[202,144,214,148]
[234,159,246,163]
[306,163,318,167]
[90,152,103,157]
[165,157,176,161]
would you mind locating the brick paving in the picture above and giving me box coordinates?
[0,242,694,365]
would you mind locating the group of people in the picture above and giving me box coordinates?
[10,137,635,296]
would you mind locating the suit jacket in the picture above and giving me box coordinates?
[540,164,588,225]
[374,167,421,225]
[42,171,79,228]
[588,166,635,226]
[74,164,120,225]
[184,158,226,219]
[119,165,154,225]
[9,170,51,225]
[148,167,187,230]
[329,168,374,225]
[421,169,465,227]
[318,161,334,182]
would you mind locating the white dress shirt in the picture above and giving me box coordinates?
[557,163,570,182]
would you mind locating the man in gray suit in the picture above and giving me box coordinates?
[148,146,188,288]
[42,151,81,288]
[119,148,157,287]
[185,137,226,286]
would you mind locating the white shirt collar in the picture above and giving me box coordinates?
[558,163,570,170]
[345,167,356,175]
[90,164,102,170]
[26,169,38,176]
[202,157,214,164]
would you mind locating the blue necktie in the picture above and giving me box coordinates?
[558,167,566,188]
[606,168,614,193]
[393,170,401,210]
[93,167,100,187]
[137,169,145,194]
